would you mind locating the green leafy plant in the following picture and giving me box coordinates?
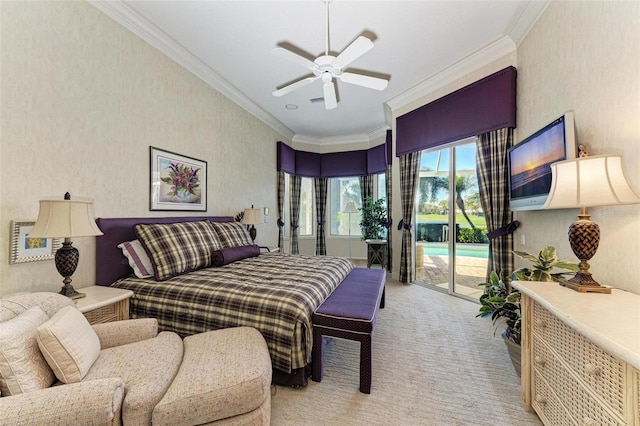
[478,246,579,345]
[358,197,387,240]
[477,271,521,344]
[512,246,579,282]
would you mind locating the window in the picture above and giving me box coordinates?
[330,177,361,236]
[283,174,314,237]
[378,172,387,208]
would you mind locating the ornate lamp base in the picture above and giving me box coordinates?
[563,211,611,294]
[55,239,86,299]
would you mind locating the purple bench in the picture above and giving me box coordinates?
[311,267,386,393]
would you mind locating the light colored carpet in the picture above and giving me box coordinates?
[270,275,542,426]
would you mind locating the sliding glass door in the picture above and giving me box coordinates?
[415,139,487,300]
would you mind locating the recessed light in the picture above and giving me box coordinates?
[285,104,298,110]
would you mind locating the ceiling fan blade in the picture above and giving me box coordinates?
[323,81,337,110]
[272,47,318,72]
[272,76,319,97]
[339,72,388,91]
[333,36,374,70]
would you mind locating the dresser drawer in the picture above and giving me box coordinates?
[533,337,625,425]
[532,370,576,425]
[533,302,626,416]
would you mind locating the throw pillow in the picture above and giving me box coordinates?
[37,305,101,384]
[0,306,55,395]
[135,220,223,281]
[118,239,154,278]
[212,245,261,266]
[210,221,253,248]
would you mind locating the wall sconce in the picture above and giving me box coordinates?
[29,193,103,299]
[543,153,640,293]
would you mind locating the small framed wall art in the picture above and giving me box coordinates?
[9,220,61,264]
[150,146,207,211]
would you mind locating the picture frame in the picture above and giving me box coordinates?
[150,146,207,211]
[9,220,61,264]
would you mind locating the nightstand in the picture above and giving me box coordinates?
[75,286,133,325]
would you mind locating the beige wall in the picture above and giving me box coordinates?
[515,1,640,294]
[0,1,285,296]
[2,1,638,296]
[389,1,639,294]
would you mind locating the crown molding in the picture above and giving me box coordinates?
[385,35,516,113]
[88,0,294,141]
[507,0,551,46]
[292,125,390,148]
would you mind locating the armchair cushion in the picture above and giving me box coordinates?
[0,377,124,426]
[84,331,183,425]
[37,306,101,384]
[92,318,158,349]
[0,306,55,396]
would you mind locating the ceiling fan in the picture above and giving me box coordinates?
[271,0,388,110]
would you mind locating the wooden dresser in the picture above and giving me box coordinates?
[513,281,640,425]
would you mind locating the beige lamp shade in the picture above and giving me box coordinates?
[241,208,263,225]
[30,199,103,238]
[543,155,640,209]
[343,201,358,213]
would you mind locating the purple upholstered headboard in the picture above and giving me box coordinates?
[95,216,234,286]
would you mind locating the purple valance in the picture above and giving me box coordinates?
[277,139,388,178]
[277,141,296,174]
[295,151,322,177]
[367,143,387,174]
[321,150,368,178]
[386,130,392,165]
[396,66,517,156]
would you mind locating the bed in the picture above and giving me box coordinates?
[95,216,354,386]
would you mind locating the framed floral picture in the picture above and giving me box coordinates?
[150,146,207,211]
[10,220,61,264]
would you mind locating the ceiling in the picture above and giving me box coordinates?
[91,1,548,145]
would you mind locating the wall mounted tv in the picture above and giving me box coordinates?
[508,111,577,211]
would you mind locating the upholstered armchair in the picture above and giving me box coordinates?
[0,292,272,425]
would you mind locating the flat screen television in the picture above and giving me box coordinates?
[508,111,577,211]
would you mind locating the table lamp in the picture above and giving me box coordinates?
[29,193,103,299]
[542,153,640,293]
[241,206,263,243]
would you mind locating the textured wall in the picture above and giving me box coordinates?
[516,1,639,293]
[0,1,285,296]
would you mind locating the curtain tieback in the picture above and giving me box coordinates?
[277,219,285,228]
[397,219,412,231]
[386,218,393,229]
[317,221,326,226]
[291,222,299,230]
[487,220,520,240]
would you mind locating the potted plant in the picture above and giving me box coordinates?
[477,271,522,376]
[512,245,579,282]
[358,197,387,240]
[477,246,579,377]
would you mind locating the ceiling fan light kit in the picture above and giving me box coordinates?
[272,0,388,110]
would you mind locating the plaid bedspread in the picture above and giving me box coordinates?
[111,253,353,372]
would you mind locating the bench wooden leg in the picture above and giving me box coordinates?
[311,328,323,382]
[359,334,372,394]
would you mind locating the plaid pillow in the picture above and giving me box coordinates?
[134,221,222,281]
[210,221,253,248]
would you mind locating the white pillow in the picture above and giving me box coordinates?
[118,239,154,278]
[37,305,101,384]
[0,306,55,395]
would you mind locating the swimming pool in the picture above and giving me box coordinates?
[419,242,488,259]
